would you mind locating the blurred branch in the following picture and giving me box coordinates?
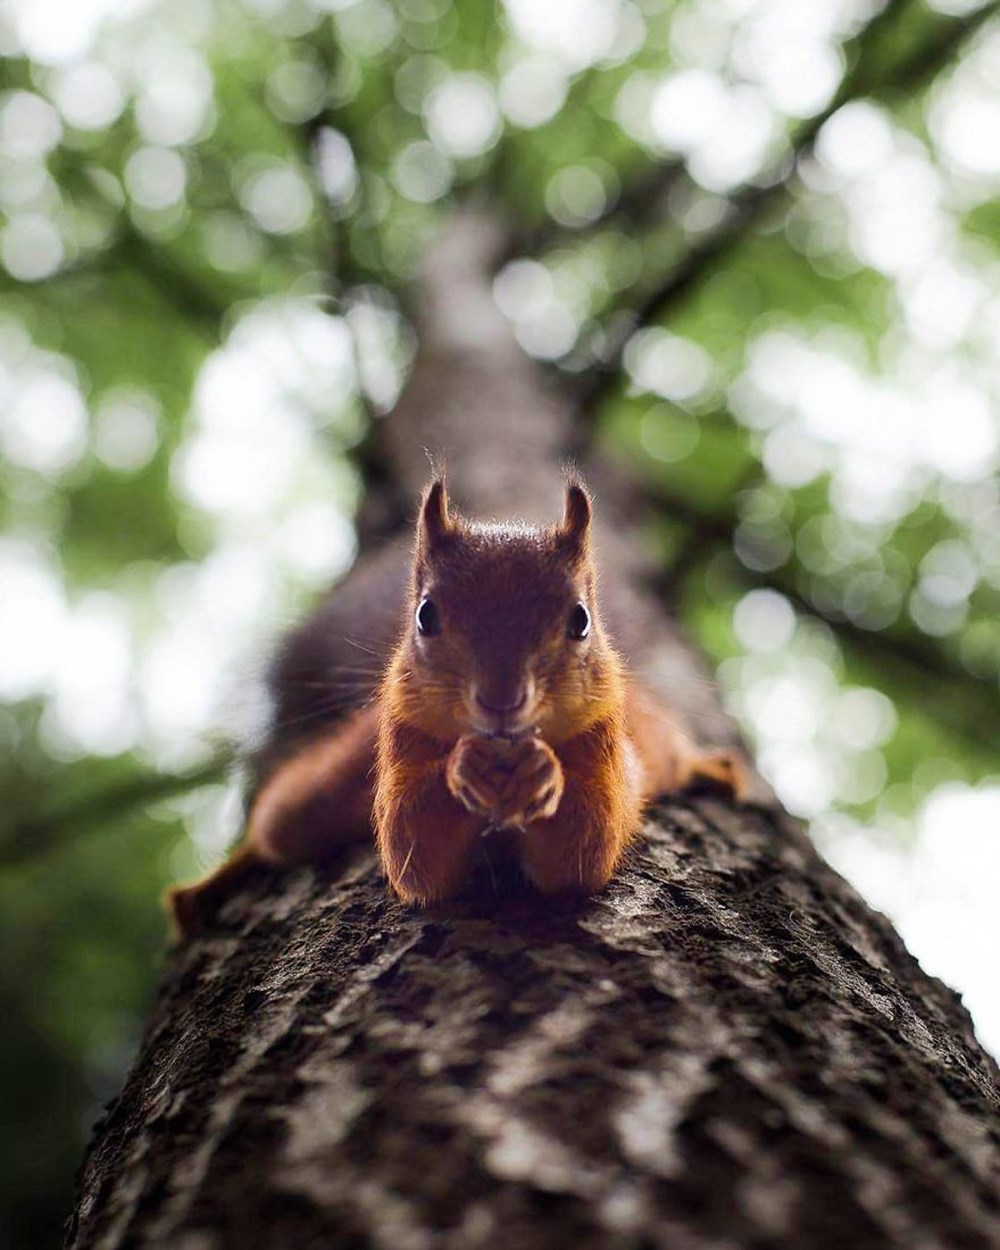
[577,0,999,415]
[300,36,408,303]
[884,0,1000,95]
[115,222,233,332]
[1,214,232,339]
[507,0,912,262]
[727,560,1000,755]
[641,479,1000,745]
[0,757,229,869]
[492,62,612,252]
[287,41,422,516]
[508,158,688,262]
[499,58,690,259]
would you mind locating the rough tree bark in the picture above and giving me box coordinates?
[67,214,1000,1250]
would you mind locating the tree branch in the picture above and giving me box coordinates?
[577,0,999,416]
[638,477,1000,748]
[505,0,912,264]
[0,757,228,868]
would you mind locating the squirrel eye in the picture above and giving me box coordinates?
[567,602,590,640]
[415,597,441,637]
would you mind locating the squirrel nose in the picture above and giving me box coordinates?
[474,688,528,715]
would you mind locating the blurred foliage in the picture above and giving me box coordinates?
[2,0,1000,1244]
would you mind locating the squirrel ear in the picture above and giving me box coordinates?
[418,477,454,553]
[557,480,592,558]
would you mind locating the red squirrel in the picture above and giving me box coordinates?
[168,478,744,933]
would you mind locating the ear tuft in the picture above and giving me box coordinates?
[557,478,592,558]
[418,477,454,553]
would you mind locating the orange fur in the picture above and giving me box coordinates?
[373,719,483,904]
[371,478,744,904]
[168,477,745,936]
[246,704,378,864]
[167,705,378,937]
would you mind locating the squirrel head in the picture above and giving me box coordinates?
[387,475,624,743]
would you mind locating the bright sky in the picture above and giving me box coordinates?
[5,0,153,64]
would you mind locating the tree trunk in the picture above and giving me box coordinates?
[67,213,1000,1250]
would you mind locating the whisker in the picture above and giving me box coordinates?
[343,636,383,658]
[266,693,378,732]
[281,680,377,698]
[398,842,415,880]
[278,675,382,690]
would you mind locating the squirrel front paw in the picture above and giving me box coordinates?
[446,734,564,826]
[446,734,511,817]
[498,735,564,825]
[687,748,747,798]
